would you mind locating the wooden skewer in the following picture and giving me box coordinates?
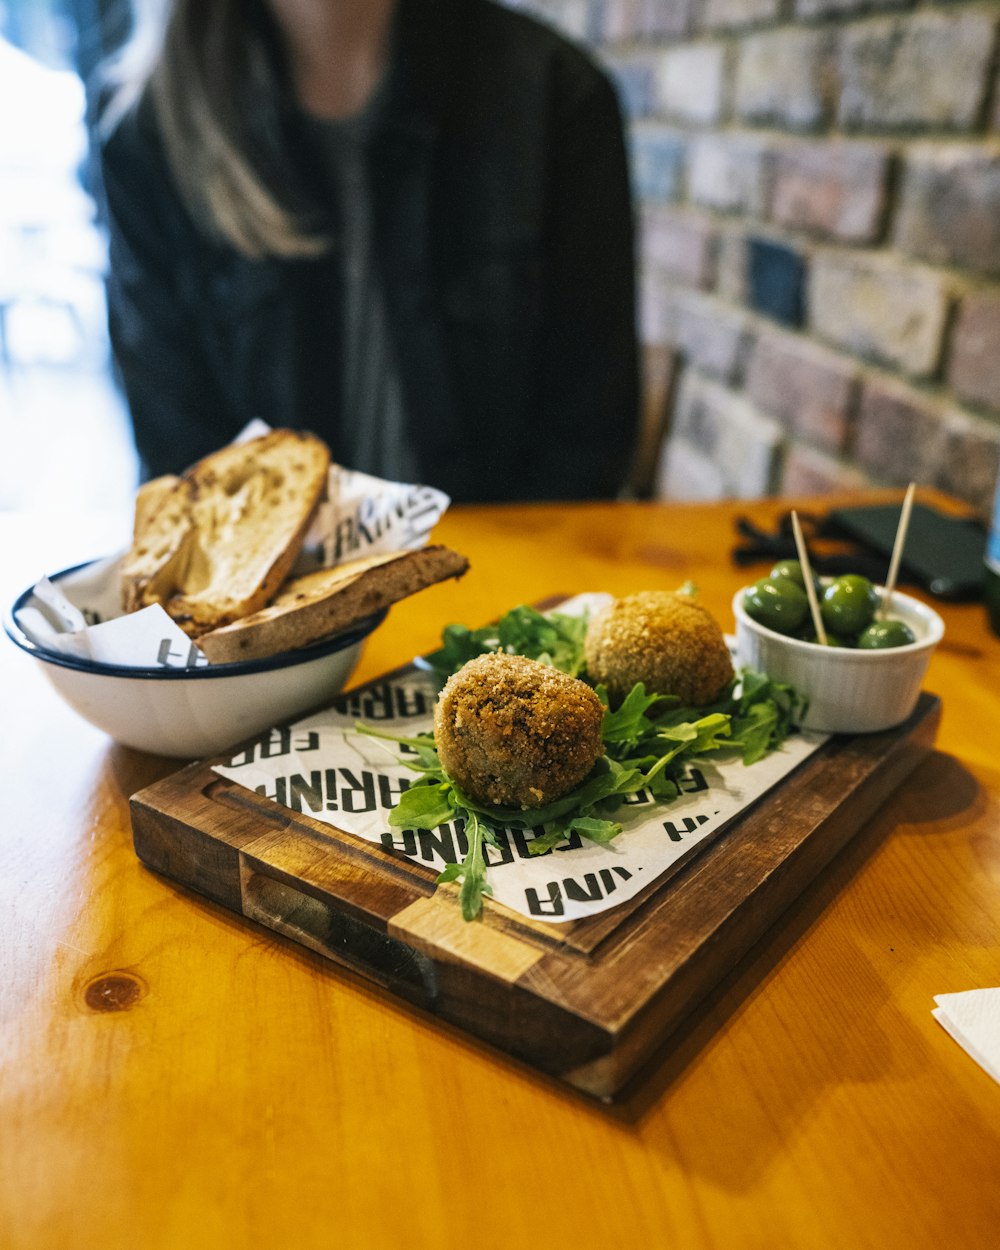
[791,510,828,645]
[880,482,916,619]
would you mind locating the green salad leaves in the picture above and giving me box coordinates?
[359,603,805,921]
[422,604,590,684]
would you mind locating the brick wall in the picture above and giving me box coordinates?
[508,0,1000,516]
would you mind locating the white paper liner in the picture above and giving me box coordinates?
[18,564,209,668]
[212,595,828,923]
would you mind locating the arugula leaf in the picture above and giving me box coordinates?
[599,682,678,747]
[440,809,494,922]
[448,760,644,845]
[728,670,807,763]
[421,604,589,686]
[496,605,589,676]
[388,779,458,830]
[354,722,441,771]
[567,815,622,843]
[638,713,731,792]
[646,772,680,801]
[527,815,622,857]
[421,623,498,686]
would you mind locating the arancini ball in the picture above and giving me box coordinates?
[433,652,605,809]
[584,590,733,706]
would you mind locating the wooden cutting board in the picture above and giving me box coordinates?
[130,682,940,1101]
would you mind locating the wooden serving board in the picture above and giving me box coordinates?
[130,685,940,1101]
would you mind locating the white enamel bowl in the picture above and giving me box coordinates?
[732,584,944,734]
[5,562,385,758]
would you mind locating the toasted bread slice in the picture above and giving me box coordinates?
[167,430,331,636]
[120,475,195,614]
[119,430,331,635]
[131,473,183,539]
[197,544,469,663]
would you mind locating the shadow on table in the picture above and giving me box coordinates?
[604,750,985,1141]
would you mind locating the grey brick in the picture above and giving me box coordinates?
[687,133,773,215]
[895,145,1000,279]
[661,289,752,383]
[854,376,949,485]
[838,11,998,131]
[746,328,859,451]
[629,124,687,203]
[937,409,1000,515]
[669,370,784,496]
[735,27,835,130]
[640,206,717,289]
[701,0,782,30]
[947,290,1000,414]
[769,139,891,243]
[780,444,872,496]
[656,42,729,125]
[809,251,952,377]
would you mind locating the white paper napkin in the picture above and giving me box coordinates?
[932,989,1000,1085]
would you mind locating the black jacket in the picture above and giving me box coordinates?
[100,0,639,503]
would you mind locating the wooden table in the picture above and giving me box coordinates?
[2,493,999,1250]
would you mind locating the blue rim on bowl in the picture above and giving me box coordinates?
[4,559,388,680]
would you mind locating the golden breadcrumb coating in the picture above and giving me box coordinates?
[584,590,734,706]
[433,653,605,809]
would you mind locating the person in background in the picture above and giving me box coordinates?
[99,0,639,503]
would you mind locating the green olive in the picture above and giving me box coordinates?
[769,559,807,590]
[804,631,851,647]
[743,577,808,634]
[820,574,878,636]
[857,619,916,649]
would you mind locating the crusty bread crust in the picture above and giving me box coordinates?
[131,474,182,540]
[197,545,469,663]
[120,476,195,614]
[120,430,331,635]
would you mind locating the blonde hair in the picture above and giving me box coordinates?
[105,0,325,258]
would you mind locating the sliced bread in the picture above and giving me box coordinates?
[120,430,331,635]
[120,475,195,614]
[197,544,469,663]
[131,473,183,539]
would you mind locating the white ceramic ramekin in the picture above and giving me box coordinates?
[732,585,944,734]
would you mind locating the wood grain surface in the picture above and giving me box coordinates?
[2,493,999,1250]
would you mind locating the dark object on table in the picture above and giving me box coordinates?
[733,503,986,601]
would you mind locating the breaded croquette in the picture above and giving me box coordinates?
[433,653,605,809]
[584,590,734,706]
